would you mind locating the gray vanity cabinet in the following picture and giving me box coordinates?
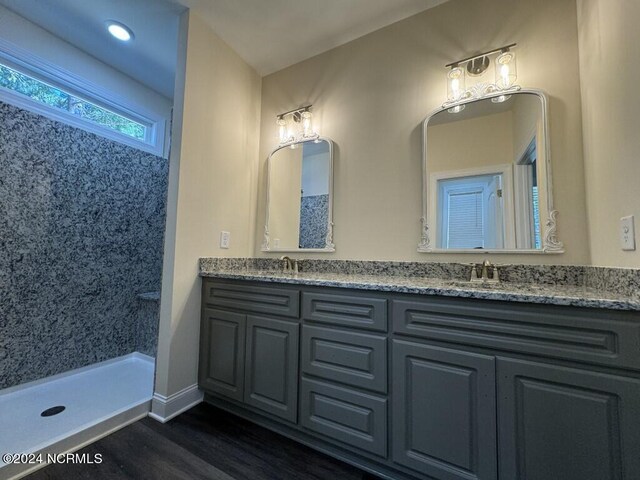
[200,279,640,480]
[497,357,640,480]
[200,281,301,422]
[198,308,246,402]
[392,339,498,480]
[244,315,299,422]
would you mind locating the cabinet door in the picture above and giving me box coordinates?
[392,340,497,480]
[198,308,246,401]
[244,315,299,422]
[497,358,640,480]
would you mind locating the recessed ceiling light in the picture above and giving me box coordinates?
[106,21,134,42]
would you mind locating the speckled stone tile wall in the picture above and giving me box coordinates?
[0,102,167,389]
[299,194,329,249]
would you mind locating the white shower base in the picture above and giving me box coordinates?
[0,353,154,480]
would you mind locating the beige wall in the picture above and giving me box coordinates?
[269,147,303,249]
[512,94,540,162]
[155,10,261,398]
[428,112,514,173]
[256,0,588,264]
[577,0,640,268]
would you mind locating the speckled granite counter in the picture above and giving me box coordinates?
[199,259,640,312]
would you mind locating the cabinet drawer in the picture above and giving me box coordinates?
[300,378,387,457]
[301,326,387,393]
[393,297,640,370]
[303,292,387,332]
[203,281,299,318]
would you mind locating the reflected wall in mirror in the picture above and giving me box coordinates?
[262,138,334,252]
[419,90,564,253]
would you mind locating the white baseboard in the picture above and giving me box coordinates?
[149,384,203,423]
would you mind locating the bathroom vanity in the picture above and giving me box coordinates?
[198,267,640,480]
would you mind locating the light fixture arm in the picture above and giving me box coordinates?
[445,43,516,69]
[276,105,312,120]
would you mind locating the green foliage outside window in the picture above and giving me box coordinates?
[0,64,146,140]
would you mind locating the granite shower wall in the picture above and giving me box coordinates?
[299,194,328,249]
[0,102,168,390]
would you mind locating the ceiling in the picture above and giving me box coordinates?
[0,0,185,99]
[0,0,450,100]
[178,0,450,76]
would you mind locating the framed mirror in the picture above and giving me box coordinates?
[419,89,563,253]
[262,138,335,252]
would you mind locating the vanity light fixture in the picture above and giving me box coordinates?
[443,44,519,108]
[275,105,318,146]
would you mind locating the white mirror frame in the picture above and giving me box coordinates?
[262,137,335,253]
[418,88,564,254]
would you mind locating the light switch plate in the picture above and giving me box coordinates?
[220,231,230,249]
[620,216,636,251]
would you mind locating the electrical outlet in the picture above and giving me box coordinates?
[220,231,230,249]
[620,216,636,251]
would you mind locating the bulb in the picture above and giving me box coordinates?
[495,51,517,89]
[447,67,465,101]
[277,117,288,143]
[447,105,466,114]
[301,111,313,137]
[501,64,510,84]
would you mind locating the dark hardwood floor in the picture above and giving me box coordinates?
[27,403,376,480]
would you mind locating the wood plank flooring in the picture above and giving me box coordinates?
[27,403,374,480]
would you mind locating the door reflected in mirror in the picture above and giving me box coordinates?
[422,91,559,253]
[263,139,334,252]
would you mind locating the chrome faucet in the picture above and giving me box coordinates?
[280,256,299,274]
[470,259,499,283]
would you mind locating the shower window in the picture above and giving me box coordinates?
[0,57,164,156]
[0,63,146,140]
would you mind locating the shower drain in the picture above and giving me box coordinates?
[41,406,66,417]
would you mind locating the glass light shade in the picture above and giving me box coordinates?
[447,67,466,102]
[495,51,517,89]
[276,117,288,144]
[301,111,313,137]
[447,104,466,114]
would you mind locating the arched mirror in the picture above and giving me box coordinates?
[262,138,335,252]
[419,90,563,254]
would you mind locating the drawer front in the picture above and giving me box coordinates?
[300,378,387,457]
[301,326,387,393]
[393,297,640,370]
[204,280,299,318]
[303,292,387,332]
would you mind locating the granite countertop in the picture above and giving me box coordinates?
[199,268,640,312]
